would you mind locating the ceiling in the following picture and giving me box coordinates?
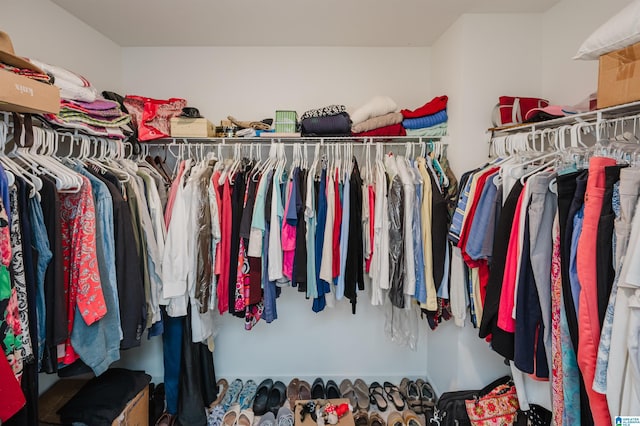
[52,0,560,47]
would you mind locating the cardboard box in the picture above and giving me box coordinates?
[294,398,355,426]
[275,110,298,133]
[0,69,60,114]
[170,117,215,137]
[598,41,640,109]
[39,379,149,426]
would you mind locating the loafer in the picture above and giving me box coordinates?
[253,379,273,416]
[405,380,422,414]
[354,409,369,426]
[268,380,287,415]
[387,411,404,426]
[325,379,341,399]
[311,378,325,399]
[402,410,423,426]
[369,412,385,426]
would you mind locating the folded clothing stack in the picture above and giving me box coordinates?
[31,59,131,139]
[401,96,448,136]
[350,96,405,137]
[300,104,351,136]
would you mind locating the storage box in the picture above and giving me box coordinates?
[294,398,355,426]
[598,41,640,109]
[170,117,215,137]
[275,110,298,133]
[39,379,149,426]
[0,69,60,114]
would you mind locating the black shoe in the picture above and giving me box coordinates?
[325,380,341,399]
[311,378,325,399]
[253,378,273,416]
[267,380,287,415]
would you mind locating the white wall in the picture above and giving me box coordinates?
[119,46,434,385]
[122,47,431,124]
[541,0,634,105]
[1,0,123,93]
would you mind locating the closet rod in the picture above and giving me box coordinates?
[147,136,446,146]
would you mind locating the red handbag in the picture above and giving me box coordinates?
[123,95,186,141]
[492,96,549,127]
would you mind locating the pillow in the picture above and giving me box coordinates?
[574,0,640,60]
[349,96,398,126]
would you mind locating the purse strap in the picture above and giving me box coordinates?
[512,98,522,124]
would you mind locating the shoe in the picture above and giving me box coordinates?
[384,381,406,411]
[207,405,226,426]
[339,379,357,409]
[237,409,255,426]
[298,380,312,401]
[222,404,241,426]
[210,379,229,408]
[402,410,423,426]
[258,412,276,426]
[268,381,287,415]
[325,380,341,399]
[415,379,436,414]
[287,378,300,408]
[222,379,244,411]
[387,411,404,426]
[311,378,325,399]
[238,380,258,410]
[354,409,369,426]
[368,412,385,426]
[276,406,294,426]
[253,379,274,416]
[405,381,422,414]
[368,382,388,411]
[353,379,370,411]
[155,412,176,426]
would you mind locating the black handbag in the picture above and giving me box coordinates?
[431,376,513,426]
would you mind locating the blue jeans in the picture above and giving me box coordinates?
[162,309,183,415]
[28,197,52,370]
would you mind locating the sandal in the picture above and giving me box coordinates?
[339,379,357,410]
[402,410,423,426]
[354,410,369,426]
[405,381,422,414]
[298,380,312,401]
[415,379,436,414]
[384,381,406,411]
[353,379,370,411]
[221,379,243,411]
[210,379,229,408]
[368,412,386,426]
[237,380,257,410]
[387,411,404,426]
[368,382,388,411]
[287,378,300,409]
[155,412,176,426]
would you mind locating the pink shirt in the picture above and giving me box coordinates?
[281,181,296,280]
[163,160,186,229]
[497,185,527,333]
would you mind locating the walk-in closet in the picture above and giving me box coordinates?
[1,0,640,425]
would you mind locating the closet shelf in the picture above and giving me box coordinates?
[488,99,640,135]
[146,135,447,145]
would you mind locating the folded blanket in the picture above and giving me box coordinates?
[349,96,397,126]
[405,123,448,137]
[352,123,406,137]
[58,111,131,127]
[42,114,125,139]
[60,104,124,119]
[300,105,346,120]
[29,58,91,88]
[351,112,403,133]
[301,112,351,136]
[402,110,448,130]
[66,98,119,111]
[401,96,448,119]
